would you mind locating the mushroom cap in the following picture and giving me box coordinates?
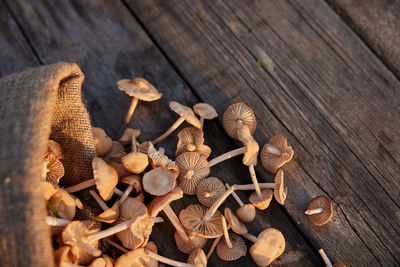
[96,201,120,223]
[176,152,210,195]
[116,198,154,249]
[88,256,114,267]
[177,127,205,148]
[187,248,207,267]
[249,189,273,210]
[92,157,119,201]
[223,103,256,140]
[250,228,285,266]
[179,204,223,238]
[119,128,141,146]
[306,195,333,226]
[224,208,248,235]
[169,101,201,128]
[261,135,294,173]
[333,262,347,267]
[122,174,142,193]
[117,78,162,101]
[48,139,63,159]
[41,180,59,200]
[108,161,130,180]
[193,103,218,120]
[134,191,146,203]
[45,153,65,185]
[196,177,225,208]
[237,125,259,166]
[138,141,157,155]
[147,187,183,217]
[48,188,76,220]
[148,149,178,171]
[174,231,207,254]
[143,167,176,196]
[176,143,212,159]
[92,127,113,157]
[102,141,126,163]
[274,169,287,205]
[217,233,247,261]
[121,152,149,174]
[54,246,77,266]
[236,204,256,223]
[115,248,157,267]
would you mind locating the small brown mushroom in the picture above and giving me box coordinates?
[121,151,149,174]
[305,195,333,226]
[217,233,247,261]
[102,141,126,163]
[119,174,142,204]
[174,231,207,255]
[224,208,248,235]
[152,101,201,144]
[114,247,157,267]
[88,255,114,267]
[261,135,294,173]
[117,78,163,124]
[92,127,113,157]
[143,167,177,196]
[48,139,63,159]
[108,161,130,180]
[225,183,256,223]
[249,189,273,210]
[41,180,59,200]
[176,127,211,158]
[187,248,207,267]
[193,103,218,129]
[48,188,76,220]
[196,177,225,207]
[89,190,120,223]
[318,248,346,267]
[44,153,65,185]
[118,128,141,146]
[223,103,256,140]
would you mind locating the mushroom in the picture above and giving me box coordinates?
[48,139,63,159]
[261,134,294,173]
[138,141,157,155]
[48,188,76,220]
[143,167,177,196]
[102,141,126,163]
[176,127,211,158]
[119,174,142,203]
[175,152,210,195]
[41,180,59,200]
[88,255,114,267]
[196,177,225,207]
[225,183,256,223]
[187,248,207,267]
[318,248,346,267]
[216,233,247,261]
[65,157,118,201]
[121,130,149,174]
[221,215,232,249]
[92,127,113,157]
[108,161,130,180]
[249,189,273,210]
[114,248,157,267]
[44,153,65,185]
[54,246,77,266]
[193,103,218,129]
[305,195,333,226]
[89,190,119,223]
[118,128,141,146]
[224,208,248,235]
[148,147,177,170]
[117,78,163,124]
[206,235,223,259]
[152,101,201,144]
[174,231,207,255]
[145,249,197,267]
[223,103,256,140]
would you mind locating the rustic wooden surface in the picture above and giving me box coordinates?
[0,0,399,266]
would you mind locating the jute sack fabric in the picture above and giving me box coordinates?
[0,62,96,266]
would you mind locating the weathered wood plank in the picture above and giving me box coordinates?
[2,0,320,265]
[125,0,400,266]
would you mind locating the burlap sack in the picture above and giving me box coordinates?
[0,62,96,266]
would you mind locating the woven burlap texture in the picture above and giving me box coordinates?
[0,62,95,266]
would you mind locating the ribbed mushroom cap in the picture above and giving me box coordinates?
[261,135,294,173]
[274,169,287,205]
[108,161,130,180]
[193,103,218,120]
[48,139,63,159]
[147,187,183,217]
[119,128,141,146]
[92,127,113,157]
[143,167,176,196]
[174,231,207,254]
[148,149,178,171]
[236,204,256,223]
[115,248,158,267]
[138,141,157,155]
[93,157,119,201]
[96,201,120,223]
[188,248,207,267]
[179,204,223,238]
[217,233,247,261]
[41,180,59,200]
[117,78,162,101]
[176,152,210,195]
[237,125,259,166]
[49,188,76,220]
[45,153,65,185]
[176,127,211,158]
[250,228,285,267]
[249,189,273,210]
[122,174,142,193]
[102,141,126,163]
[306,195,333,226]
[223,103,256,140]
[196,177,225,208]
[176,143,212,159]
[54,246,77,266]
[121,152,149,174]
[169,101,201,129]
[224,208,248,235]
[333,262,347,267]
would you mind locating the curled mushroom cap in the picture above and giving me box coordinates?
[118,78,162,101]
[41,180,59,200]
[188,248,207,267]
[193,103,218,120]
[224,208,247,235]
[143,167,177,196]
[96,201,120,223]
[237,125,259,166]
[196,177,225,208]
[250,228,285,266]
[92,127,113,157]
[249,189,273,210]
[217,233,247,261]
[93,157,119,201]
[305,195,333,226]
[261,135,294,173]
[274,169,288,205]
[174,231,207,254]
[170,101,201,129]
[48,139,63,159]
[115,247,157,267]
[147,187,183,218]
[223,103,256,140]
[119,128,141,146]
[121,152,149,174]
[45,153,65,185]
[176,127,211,158]
[148,149,178,171]
[176,152,210,195]
[236,204,256,223]
[48,188,76,220]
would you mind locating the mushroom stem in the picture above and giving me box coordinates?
[89,190,109,211]
[248,164,262,201]
[45,216,71,227]
[105,238,129,253]
[243,233,258,243]
[318,249,333,267]
[150,217,165,223]
[78,240,101,257]
[232,183,275,190]
[146,250,196,267]
[87,220,132,242]
[114,188,123,196]
[200,117,205,129]
[124,96,139,124]
[265,144,281,156]
[203,186,235,222]
[163,205,191,243]
[153,116,186,144]
[225,183,244,207]
[64,179,96,194]
[119,185,134,204]
[208,147,246,167]
[305,208,324,215]
[221,216,233,249]
[206,236,222,259]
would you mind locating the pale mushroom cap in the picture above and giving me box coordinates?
[41,180,59,200]
[54,246,77,266]
[115,248,157,267]
[249,189,273,210]
[49,189,76,220]
[143,167,176,196]
[237,126,259,166]
[224,208,248,235]
[147,187,183,217]
[174,231,207,254]
[48,139,63,159]
[196,177,226,207]
[217,233,247,261]
[92,127,113,157]
[223,103,256,140]
[119,128,141,146]
[122,174,142,193]
[261,135,294,173]
[117,78,162,101]
[169,101,201,128]
[108,161,130,180]
[46,153,65,185]
[179,204,223,238]
[306,195,333,226]
[274,169,287,205]
[102,141,126,163]
[121,152,149,174]
[176,152,210,195]
[188,248,208,267]
[96,201,120,223]
[92,157,119,201]
[193,103,218,120]
[236,204,256,223]
[250,228,285,266]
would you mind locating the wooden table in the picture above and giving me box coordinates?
[1,0,399,266]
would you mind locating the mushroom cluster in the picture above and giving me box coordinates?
[41,78,341,266]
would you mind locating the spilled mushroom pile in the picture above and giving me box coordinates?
[42,77,344,266]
